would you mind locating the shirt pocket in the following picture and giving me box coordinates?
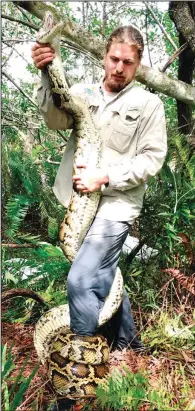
[107,109,140,154]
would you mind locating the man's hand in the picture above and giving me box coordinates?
[73,163,109,193]
[31,42,55,70]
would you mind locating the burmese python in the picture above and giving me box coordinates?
[35,12,124,399]
[37,11,102,263]
[34,267,123,398]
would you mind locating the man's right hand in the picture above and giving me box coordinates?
[31,42,55,70]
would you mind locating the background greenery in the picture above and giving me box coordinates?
[1,1,195,410]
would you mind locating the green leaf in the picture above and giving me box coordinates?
[1,344,15,380]
[10,363,39,410]
[2,381,10,411]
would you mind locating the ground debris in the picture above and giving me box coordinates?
[2,320,195,411]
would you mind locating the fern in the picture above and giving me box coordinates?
[48,216,59,241]
[162,268,195,295]
[96,367,156,411]
[5,195,37,240]
[164,132,195,186]
[143,311,195,352]
[2,242,70,323]
[173,134,195,183]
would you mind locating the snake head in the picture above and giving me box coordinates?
[37,11,64,47]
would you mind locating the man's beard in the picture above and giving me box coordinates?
[104,74,130,92]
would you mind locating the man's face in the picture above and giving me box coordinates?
[104,43,140,92]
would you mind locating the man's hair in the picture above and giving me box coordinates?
[106,26,144,59]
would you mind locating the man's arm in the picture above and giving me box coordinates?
[37,71,74,130]
[106,98,167,190]
[32,42,74,130]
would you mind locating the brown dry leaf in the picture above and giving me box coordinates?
[181,350,195,363]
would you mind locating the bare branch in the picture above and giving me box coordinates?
[143,2,178,51]
[2,243,38,249]
[1,12,38,31]
[14,2,36,24]
[61,40,101,68]
[2,70,38,107]
[145,10,153,68]
[2,42,15,68]
[3,38,35,43]
[2,287,47,305]
[161,42,188,73]
[2,21,19,68]
[3,40,35,66]
[102,2,107,37]
[103,2,129,25]
[34,155,60,165]
[46,156,60,165]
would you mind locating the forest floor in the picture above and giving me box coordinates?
[2,315,195,411]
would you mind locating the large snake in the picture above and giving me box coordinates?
[37,11,102,263]
[35,12,124,399]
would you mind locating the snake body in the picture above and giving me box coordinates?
[34,267,123,398]
[38,12,101,263]
[35,12,124,399]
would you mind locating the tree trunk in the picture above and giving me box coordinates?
[169,2,195,134]
[177,32,195,134]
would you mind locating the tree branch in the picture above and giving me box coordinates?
[2,41,15,68]
[144,2,178,51]
[135,65,195,107]
[14,2,36,24]
[161,42,188,72]
[124,238,147,266]
[2,70,38,107]
[14,1,195,107]
[2,243,38,248]
[2,22,19,68]
[61,39,101,67]
[1,12,38,31]
[3,40,35,66]
[3,38,35,43]
[33,155,60,165]
[2,72,68,142]
[145,10,153,68]
[2,287,47,306]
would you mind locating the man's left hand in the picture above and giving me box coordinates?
[73,163,109,193]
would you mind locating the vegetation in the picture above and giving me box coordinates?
[2,343,39,411]
[1,1,195,411]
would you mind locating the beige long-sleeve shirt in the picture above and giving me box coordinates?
[37,72,167,224]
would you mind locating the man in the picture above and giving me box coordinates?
[32,25,167,353]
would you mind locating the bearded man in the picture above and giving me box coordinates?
[32,25,167,354]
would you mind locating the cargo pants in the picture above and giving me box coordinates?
[67,217,139,349]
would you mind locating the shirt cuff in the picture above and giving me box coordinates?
[107,166,122,190]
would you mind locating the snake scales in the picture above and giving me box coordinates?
[35,12,124,398]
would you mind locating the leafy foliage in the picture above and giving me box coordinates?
[143,311,195,353]
[96,368,151,411]
[1,343,39,411]
[1,2,195,410]
[96,362,194,411]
